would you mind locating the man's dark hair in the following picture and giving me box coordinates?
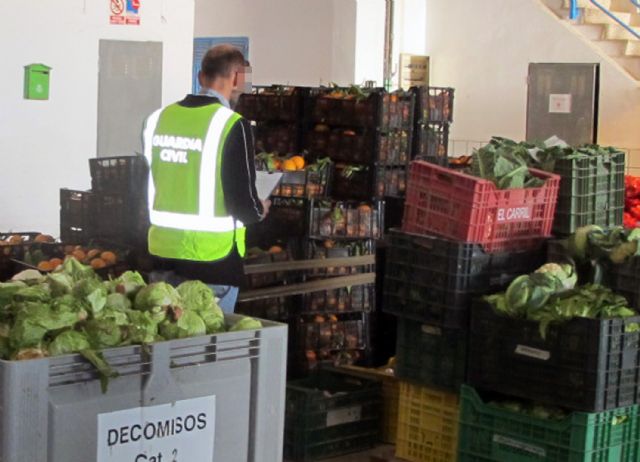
[201,45,248,81]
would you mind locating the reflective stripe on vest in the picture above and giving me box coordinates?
[143,104,240,233]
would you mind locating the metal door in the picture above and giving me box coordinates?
[526,63,599,145]
[97,40,163,157]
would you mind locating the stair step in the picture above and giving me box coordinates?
[616,56,640,79]
[604,23,640,40]
[583,9,632,25]
[627,41,640,56]
[564,0,612,10]
[574,23,607,40]
[593,39,628,56]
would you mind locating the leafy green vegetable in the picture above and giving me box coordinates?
[134,282,182,312]
[49,330,91,356]
[73,278,108,317]
[84,320,123,349]
[229,316,263,332]
[485,262,633,338]
[56,258,95,282]
[108,271,146,298]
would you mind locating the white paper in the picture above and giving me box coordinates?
[255,172,283,200]
[549,94,572,114]
[97,396,216,462]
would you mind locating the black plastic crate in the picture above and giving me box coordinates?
[302,284,375,314]
[254,121,301,154]
[269,165,333,199]
[553,151,626,235]
[93,191,147,244]
[235,296,292,322]
[0,232,43,281]
[395,319,467,392]
[413,122,449,165]
[331,164,407,200]
[412,86,455,123]
[89,155,148,194]
[305,239,376,278]
[310,88,414,130]
[468,301,640,412]
[14,240,131,280]
[246,198,309,249]
[383,229,545,328]
[307,128,411,166]
[243,248,293,289]
[296,313,371,352]
[60,189,95,243]
[236,86,309,123]
[285,369,382,461]
[610,256,640,312]
[308,200,383,240]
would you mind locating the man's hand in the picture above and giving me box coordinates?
[260,199,271,220]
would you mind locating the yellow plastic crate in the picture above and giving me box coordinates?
[396,381,460,462]
[339,365,399,444]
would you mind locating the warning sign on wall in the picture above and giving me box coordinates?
[110,0,141,26]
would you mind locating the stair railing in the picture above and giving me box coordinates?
[570,0,640,40]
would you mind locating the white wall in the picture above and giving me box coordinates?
[424,0,640,154]
[354,0,386,85]
[0,0,195,235]
[194,0,357,86]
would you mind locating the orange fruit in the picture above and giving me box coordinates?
[64,245,75,254]
[291,156,305,170]
[282,159,297,171]
[101,251,117,264]
[268,245,283,254]
[7,235,22,245]
[86,249,101,260]
[37,261,54,272]
[34,234,54,243]
[91,258,107,269]
[49,258,63,269]
[72,250,86,261]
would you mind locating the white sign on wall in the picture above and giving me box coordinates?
[97,396,216,462]
[549,94,572,114]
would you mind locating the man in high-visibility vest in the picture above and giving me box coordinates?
[142,45,269,313]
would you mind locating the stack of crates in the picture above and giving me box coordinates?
[59,155,149,248]
[411,86,454,167]
[380,153,561,461]
[290,201,383,378]
[462,299,640,461]
[235,85,309,154]
[307,88,414,201]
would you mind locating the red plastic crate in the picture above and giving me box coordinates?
[402,161,560,252]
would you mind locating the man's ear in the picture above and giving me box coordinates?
[198,71,205,87]
[232,71,239,88]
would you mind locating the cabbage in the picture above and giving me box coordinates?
[159,310,206,340]
[109,271,147,298]
[105,293,132,312]
[84,320,123,349]
[134,282,182,311]
[0,281,26,308]
[125,311,159,344]
[56,257,95,282]
[47,273,74,297]
[73,278,108,317]
[49,330,91,356]
[177,280,215,312]
[229,316,262,332]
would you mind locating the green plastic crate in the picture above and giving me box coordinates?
[458,385,640,462]
[553,151,625,235]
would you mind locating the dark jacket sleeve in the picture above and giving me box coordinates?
[221,117,264,225]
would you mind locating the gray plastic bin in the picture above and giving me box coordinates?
[0,315,287,462]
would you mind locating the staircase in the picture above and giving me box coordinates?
[540,0,640,81]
